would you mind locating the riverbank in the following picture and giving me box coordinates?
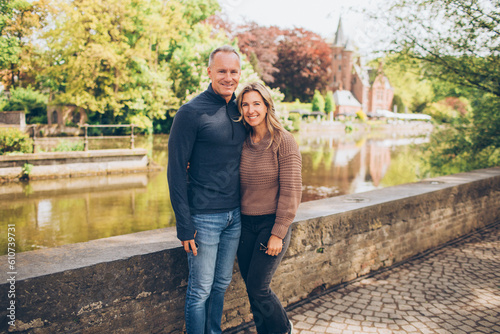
[0,128,434,253]
[0,149,162,183]
[300,120,434,138]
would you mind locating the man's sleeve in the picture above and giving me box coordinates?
[167,106,197,241]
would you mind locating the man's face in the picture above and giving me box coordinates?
[207,52,241,103]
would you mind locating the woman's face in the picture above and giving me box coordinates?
[241,91,267,130]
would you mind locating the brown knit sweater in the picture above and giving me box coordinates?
[240,130,302,239]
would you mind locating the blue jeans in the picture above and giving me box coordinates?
[237,214,292,334]
[185,208,241,334]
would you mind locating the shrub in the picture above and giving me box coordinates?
[324,91,335,114]
[282,99,312,112]
[0,128,33,155]
[29,115,48,124]
[53,139,84,152]
[425,101,459,124]
[287,113,301,132]
[5,86,48,113]
[424,97,471,124]
[0,95,9,111]
[311,90,325,112]
[356,109,368,122]
[21,163,33,180]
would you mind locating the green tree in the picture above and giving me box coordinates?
[391,94,405,114]
[167,21,226,104]
[42,0,189,123]
[6,86,47,113]
[0,0,20,74]
[381,56,434,113]
[377,0,500,173]
[324,91,335,114]
[0,0,50,88]
[311,90,325,112]
[381,0,499,97]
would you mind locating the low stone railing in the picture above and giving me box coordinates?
[0,149,157,182]
[0,167,498,333]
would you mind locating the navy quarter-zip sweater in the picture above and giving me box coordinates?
[167,84,246,241]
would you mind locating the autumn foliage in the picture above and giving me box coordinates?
[273,28,332,102]
[236,25,332,101]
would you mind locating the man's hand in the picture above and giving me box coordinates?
[181,231,198,256]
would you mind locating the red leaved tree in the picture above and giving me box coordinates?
[236,23,282,83]
[272,28,332,102]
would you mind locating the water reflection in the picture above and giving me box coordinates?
[0,173,175,254]
[0,133,427,254]
[298,134,427,201]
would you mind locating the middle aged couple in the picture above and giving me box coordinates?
[167,45,302,334]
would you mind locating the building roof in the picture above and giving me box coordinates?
[333,17,347,47]
[333,90,362,107]
[367,62,393,88]
[333,17,355,51]
[353,64,371,86]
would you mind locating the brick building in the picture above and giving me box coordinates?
[330,18,394,118]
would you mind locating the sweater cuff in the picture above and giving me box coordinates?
[271,221,291,239]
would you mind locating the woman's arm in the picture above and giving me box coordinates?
[271,131,302,239]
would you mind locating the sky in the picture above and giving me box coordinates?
[220,0,388,50]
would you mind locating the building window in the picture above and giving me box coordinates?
[338,54,342,60]
[72,111,81,124]
[334,75,336,82]
[377,90,383,100]
[51,111,58,124]
[338,65,341,71]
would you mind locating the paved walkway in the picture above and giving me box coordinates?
[233,222,500,334]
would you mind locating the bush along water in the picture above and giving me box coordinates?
[53,139,84,152]
[0,128,33,155]
[20,163,33,180]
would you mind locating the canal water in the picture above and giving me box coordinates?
[0,130,429,255]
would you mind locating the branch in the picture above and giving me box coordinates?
[451,1,500,37]
[453,0,500,29]
[407,35,499,97]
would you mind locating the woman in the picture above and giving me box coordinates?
[236,82,302,334]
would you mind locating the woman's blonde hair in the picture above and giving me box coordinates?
[236,82,285,148]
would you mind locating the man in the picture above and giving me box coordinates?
[167,45,246,334]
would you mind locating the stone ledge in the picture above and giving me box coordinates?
[3,167,498,283]
[0,149,148,166]
[295,167,500,222]
[0,149,161,182]
[0,167,498,333]
[3,227,180,281]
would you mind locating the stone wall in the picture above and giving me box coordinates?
[0,149,158,182]
[0,112,26,130]
[0,167,498,333]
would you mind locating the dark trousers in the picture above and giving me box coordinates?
[237,214,292,334]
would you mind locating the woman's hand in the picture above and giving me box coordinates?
[266,235,284,256]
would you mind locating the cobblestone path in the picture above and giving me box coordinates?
[233,222,500,334]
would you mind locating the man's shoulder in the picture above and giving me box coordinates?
[181,90,221,112]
